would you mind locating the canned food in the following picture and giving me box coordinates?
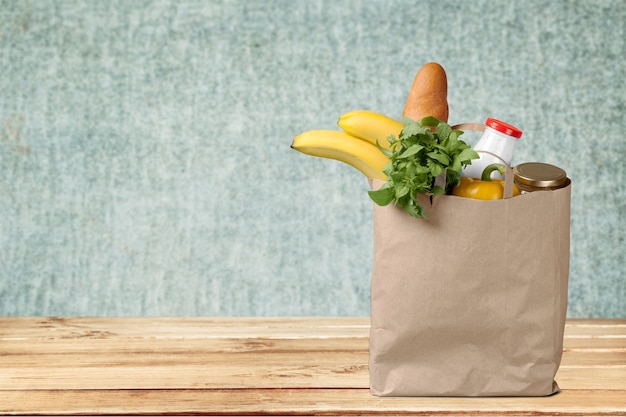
[513,162,570,192]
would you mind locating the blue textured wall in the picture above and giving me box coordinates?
[1,0,624,317]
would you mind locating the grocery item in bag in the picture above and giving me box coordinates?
[514,162,570,192]
[462,118,522,179]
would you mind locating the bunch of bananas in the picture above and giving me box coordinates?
[290,110,403,181]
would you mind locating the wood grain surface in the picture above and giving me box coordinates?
[1,317,624,415]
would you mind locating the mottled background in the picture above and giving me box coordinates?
[1,0,624,317]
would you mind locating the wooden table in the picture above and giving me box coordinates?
[1,317,624,416]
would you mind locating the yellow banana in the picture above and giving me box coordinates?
[291,130,389,180]
[337,110,403,150]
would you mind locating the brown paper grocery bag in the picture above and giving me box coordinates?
[368,179,571,397]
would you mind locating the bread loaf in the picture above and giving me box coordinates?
[402,62,449,124]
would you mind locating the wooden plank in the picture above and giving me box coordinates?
[0,356,369,390]
[5,366,624,391]
[2,334,624,357]
[556,368,626,390]
[1,388,625,416]
[0,335,369,355]
[3,338,621,367]
[565,318,626,338]
[1,340,624,390]
[560,349,626,367]
[564,337,626,349]
[0,317,372,339]
[2,317,624,339]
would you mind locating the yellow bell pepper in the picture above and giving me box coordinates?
[452,164,520,200]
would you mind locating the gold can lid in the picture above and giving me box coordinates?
[513,162,567,188]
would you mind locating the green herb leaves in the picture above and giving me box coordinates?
[368,117,479,219]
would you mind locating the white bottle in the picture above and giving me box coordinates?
[462,118,522,179]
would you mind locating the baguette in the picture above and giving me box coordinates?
[402,62,449,124]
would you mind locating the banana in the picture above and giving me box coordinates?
[337,110,403,150]
[291,129,389,180]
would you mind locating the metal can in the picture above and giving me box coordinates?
[513,162,570,193]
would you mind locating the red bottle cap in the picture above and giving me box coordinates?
[486,118,523,139]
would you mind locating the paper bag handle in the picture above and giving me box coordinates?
[474,150,515,199]
[451,123,515,199]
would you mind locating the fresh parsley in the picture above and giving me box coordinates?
[368,117,479,219]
